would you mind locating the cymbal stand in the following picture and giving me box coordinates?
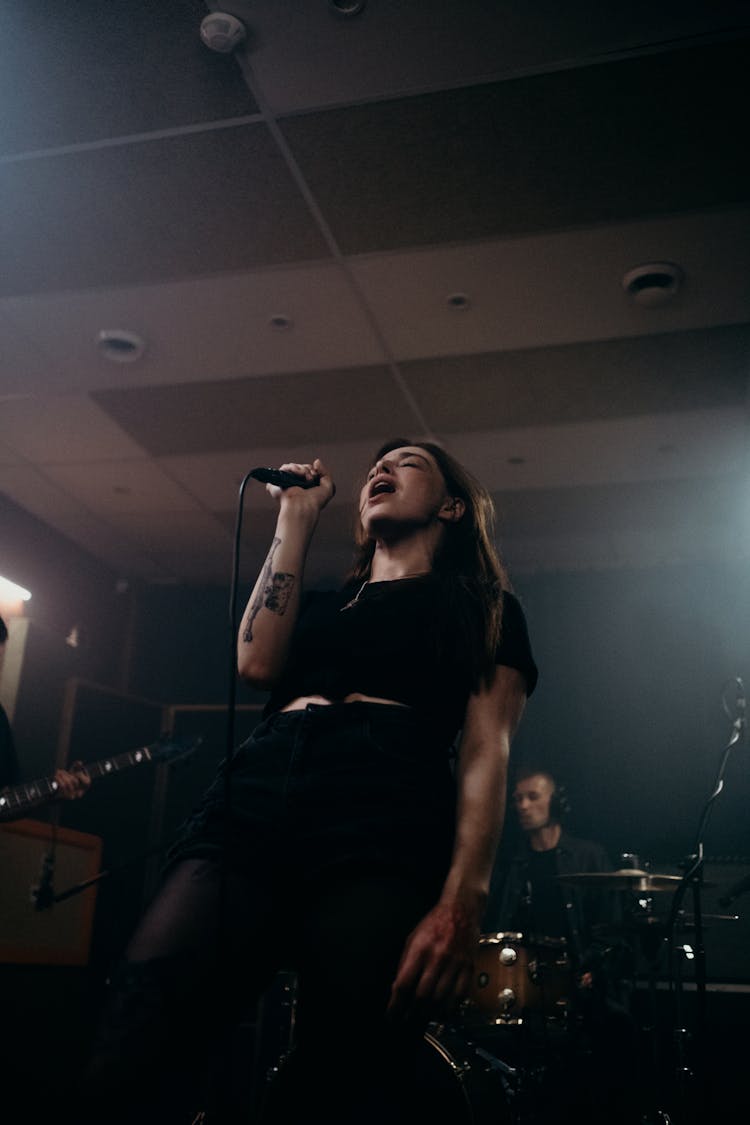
[663,678,746,1121]
[628,893,669,1122]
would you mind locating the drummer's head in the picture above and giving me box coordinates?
[512,767,567,832]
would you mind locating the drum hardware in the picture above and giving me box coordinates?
[554,869,716,893]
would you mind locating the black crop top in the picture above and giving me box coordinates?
[264,575,538,749]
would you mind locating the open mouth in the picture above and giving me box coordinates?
[369,479,396,498]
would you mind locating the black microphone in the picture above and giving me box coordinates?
[718,870,750,909]
[31,850,55,911]
[248,468,320,490]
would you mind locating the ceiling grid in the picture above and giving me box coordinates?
[0,0,747,586]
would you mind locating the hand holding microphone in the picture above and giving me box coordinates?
[249,467,321,489]
[250,459,335,511]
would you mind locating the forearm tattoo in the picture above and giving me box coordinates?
[242,537,296,641]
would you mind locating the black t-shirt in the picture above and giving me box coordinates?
[264,575,537,749]
[515,848,568,941]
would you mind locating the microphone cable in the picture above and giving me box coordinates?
[217,465,322,1117]
[219,470,255,954]
[209,468,255,1124]
[219,467,317,945]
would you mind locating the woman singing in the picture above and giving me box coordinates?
[82,439,537,1125]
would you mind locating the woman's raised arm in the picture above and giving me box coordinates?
[237,459,334,688]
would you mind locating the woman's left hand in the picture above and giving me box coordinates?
[387,899,479,1022]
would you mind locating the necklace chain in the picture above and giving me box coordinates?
[339,571,429,612]
[339,580,368,612]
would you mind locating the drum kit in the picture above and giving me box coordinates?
[253,865,731,1124]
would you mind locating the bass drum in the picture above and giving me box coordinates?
[419,1024,515,1125]
[256,1022,512,1125]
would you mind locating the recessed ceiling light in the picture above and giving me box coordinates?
[97,329,146,363]
[270,314,293,330]
[447,292,470,309]
[329,0,367,16]
[622,262,684,306]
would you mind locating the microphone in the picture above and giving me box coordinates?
[31,850,56,911]
[248,468,320,490]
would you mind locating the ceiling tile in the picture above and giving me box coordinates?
[0,263,386,392]
[0,394,147,461]
[281,40,749,254]
[91,368,419,457]
[0,0,256,155]
[0,439,21,465]
[0,125,328,298]
[443,408,748,493]
[244,0,748,114]
[349,209,750,358]
[402,325,750,433]
[160,438,385,512]
[40,460,202,516]
[0,311,69,389]
[0,465,91,520]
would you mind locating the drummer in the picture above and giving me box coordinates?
[484,764,621,988]
[483,764,641,1125]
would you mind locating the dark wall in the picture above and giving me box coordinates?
[128,558,750,873]
[1,492,134,774]
[126,582,269,708]
[508,560,750,869]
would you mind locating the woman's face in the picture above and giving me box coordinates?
[358,445,454,538]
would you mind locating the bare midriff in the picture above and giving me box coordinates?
[279,693,409,712]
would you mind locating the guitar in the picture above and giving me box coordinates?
[0,735,201,822]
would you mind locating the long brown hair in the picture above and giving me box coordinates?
[348,438,511,688]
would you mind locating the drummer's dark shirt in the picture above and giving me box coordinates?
[518,847,568,941]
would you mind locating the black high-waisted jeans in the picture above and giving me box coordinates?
[82,702,457,1124]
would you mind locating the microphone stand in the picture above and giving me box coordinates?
[663,679,746,1120]
[35,843,167,908]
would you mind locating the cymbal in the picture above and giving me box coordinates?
[554,870,714,892]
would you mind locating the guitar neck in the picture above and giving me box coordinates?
[0,744,154,820]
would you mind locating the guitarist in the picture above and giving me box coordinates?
[0,615,91,817]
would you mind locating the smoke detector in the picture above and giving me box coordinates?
[622,262,684,306]
[199,12,247,53]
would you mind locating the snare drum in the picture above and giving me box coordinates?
[462,931,570,1026]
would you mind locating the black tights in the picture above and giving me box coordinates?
[79,857,437,1125]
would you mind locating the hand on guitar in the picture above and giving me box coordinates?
[53,761,91,802]
[0,735,200,822]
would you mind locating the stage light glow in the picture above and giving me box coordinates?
[0,575,32,602]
